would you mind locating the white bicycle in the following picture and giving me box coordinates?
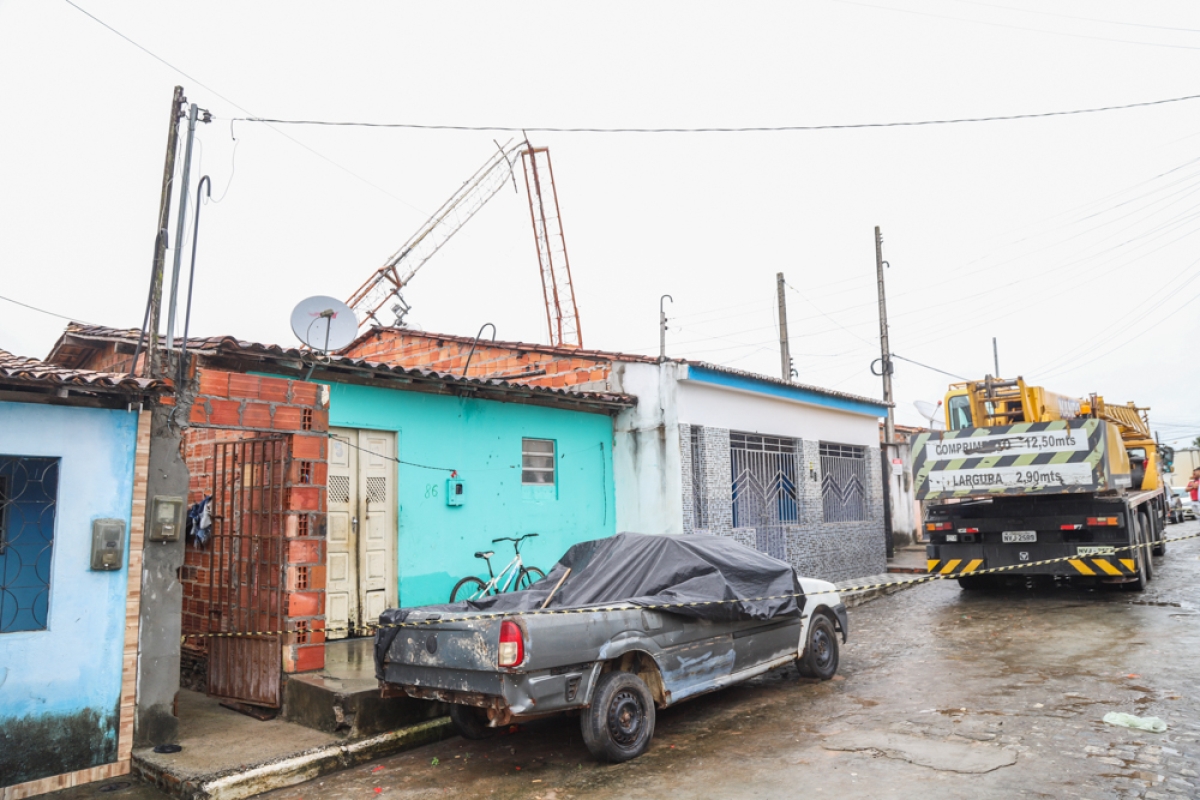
[449,533,546,602]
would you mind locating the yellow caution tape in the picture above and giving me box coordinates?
[181,529,1200,642]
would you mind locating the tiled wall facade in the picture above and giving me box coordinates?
[680,423,886,583]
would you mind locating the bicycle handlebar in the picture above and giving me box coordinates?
[491,533,539,544]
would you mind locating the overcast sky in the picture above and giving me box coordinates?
[2,1,1198,442]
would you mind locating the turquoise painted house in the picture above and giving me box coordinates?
[172,334,636,639]
[0,350,161,794]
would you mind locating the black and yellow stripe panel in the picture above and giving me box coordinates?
[1066,556,1137,576]
[926,558,985,575]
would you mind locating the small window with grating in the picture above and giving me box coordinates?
[521,439,556,485]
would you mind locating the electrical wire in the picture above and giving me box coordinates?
[949,0,1200,36]
[0,293,98,326]
[226,91,1200,134]
[891,354,970,381]
[828,0,1200,52]
[62,0,427,216]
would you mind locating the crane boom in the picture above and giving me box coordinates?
[346,140,522,328]
[521,146,583,348]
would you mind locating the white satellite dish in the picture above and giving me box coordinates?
[914,400,946,431]
[290,296,358,353]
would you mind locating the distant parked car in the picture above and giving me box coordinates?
[1170,487,1195,523]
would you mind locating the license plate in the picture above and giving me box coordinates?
[1076,546,1116,556]
[1002,531,1037,543]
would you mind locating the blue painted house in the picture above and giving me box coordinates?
[0,350,161,794]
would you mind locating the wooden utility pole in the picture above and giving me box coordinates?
[143,86,184,378]
[776,272,792,381]
[875,226,894,444]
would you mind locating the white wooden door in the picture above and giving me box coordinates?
[326,429,358,640]
[325,428,397,638]
[358,430,397,626]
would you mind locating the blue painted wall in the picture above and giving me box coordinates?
[326,384,616,608]
[0,402,139,786]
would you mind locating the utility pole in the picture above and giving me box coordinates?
[143,86,184,378]
[875,226,894,444]
[165,102,200,369]
[659,294,673,361]
[777,272,792,381]
[993,337,1000,377]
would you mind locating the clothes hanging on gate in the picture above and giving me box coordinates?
[186,495,213,548]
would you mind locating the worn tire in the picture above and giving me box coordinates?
[450,576,488,603]
[957,574,999,592]
[449,705,495,740]
[1125,517,1150,592]
[796,613,840,680]
[581,671,655,763]
[517,567,546,590]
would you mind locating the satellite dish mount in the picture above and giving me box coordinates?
[291,296,359,378]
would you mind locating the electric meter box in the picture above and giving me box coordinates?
[149,496,185,542]
[91,519,126,571]
[446,478,466,507]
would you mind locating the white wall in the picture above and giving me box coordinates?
[676,380,881,448]
[609,361,685,535]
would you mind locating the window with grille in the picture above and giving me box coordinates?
[0,456,59,633]
[690,426,707,528]
[730,433,798,561]
[819,442,867,522]
[522,439,556,485]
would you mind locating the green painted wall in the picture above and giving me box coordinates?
[327,383,616,608]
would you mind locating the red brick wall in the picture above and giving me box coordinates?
[180,367,329,675]
[344,329,613,390]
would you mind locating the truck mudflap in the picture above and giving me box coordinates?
[926,544,1142,578]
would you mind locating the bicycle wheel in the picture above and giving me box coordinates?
[517,567,546,589]
[450,576,488,603]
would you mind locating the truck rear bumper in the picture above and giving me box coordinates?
[925,543,1141,578]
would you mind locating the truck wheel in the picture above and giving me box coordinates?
[581,671,655,762]
[796,614,839,680]
[449,705,496,740]
[450,576,487,603]
[957,575,998,591]
[1125,517,1150,592]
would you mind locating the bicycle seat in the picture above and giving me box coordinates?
[474,551,494,560]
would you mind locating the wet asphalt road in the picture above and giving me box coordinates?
[265,521,1200,800]
[52,521,1200,800]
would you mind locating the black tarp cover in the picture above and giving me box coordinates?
[375,532,805,679]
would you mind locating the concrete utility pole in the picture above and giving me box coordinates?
[659,294,673,361]
[165,102,200,367]
[777,272,792,381]
[875,226,895,444]
[993,337,1000,377]
[144,86,184,378]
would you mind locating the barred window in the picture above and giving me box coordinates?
[690,426,707,528]
[522,439,556,485]
[819,442,867,522]
[730,432,799,561]
[0,456,59,633]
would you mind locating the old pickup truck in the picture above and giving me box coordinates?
[375,533,848,762]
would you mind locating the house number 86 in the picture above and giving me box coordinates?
[425,484,439,499]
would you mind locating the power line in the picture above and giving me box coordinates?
[62,0,427,216]
[951,0,1200,35]
[0,293,97,326]
[892,354,970,381]
[830,0,1200,52]
[227,92,1200,134]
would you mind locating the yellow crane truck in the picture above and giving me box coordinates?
[912,377,1169,591]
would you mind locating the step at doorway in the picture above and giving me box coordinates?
[327,428,397,639]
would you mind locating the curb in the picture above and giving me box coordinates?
[133,717,454,800]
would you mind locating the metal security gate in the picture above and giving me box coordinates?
[730,433,799,561]
[820,442,868,522]
[206,437,289,708]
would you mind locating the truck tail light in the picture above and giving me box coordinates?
[957,527,979,534]
[498,620,524,668]
[1061,524,1083,530]
[1087,517,1119,526]
[928,522,952,531]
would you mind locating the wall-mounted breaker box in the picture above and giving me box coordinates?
[446,478,466,507]
[91,519,126,570]
[149,496,185,542]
